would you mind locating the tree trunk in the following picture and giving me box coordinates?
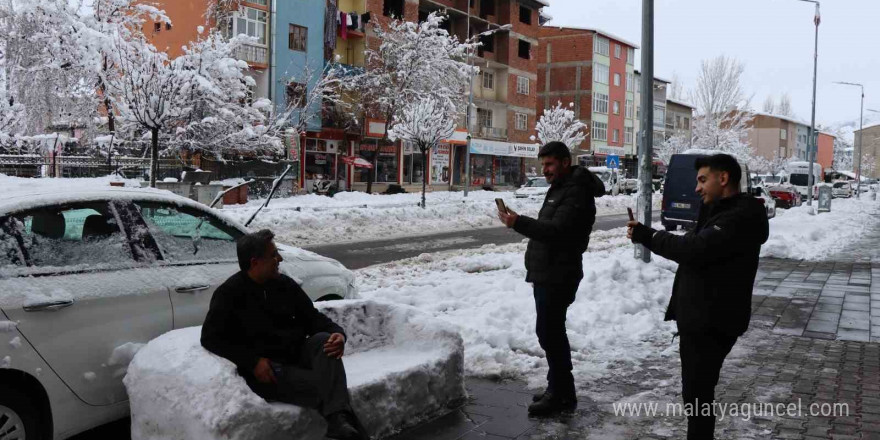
[421,147,428,208]
[149,126,159,188]
[366,149,376,194]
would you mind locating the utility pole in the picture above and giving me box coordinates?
[464,8,472,197]
[635,0,653,263]
[802,0,820,206]
[834,81,865,198]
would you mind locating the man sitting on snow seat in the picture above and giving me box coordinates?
[201,229,366,440]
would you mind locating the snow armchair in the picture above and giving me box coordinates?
[124,300,466,440]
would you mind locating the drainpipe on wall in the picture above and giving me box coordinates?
[269,0,277,121]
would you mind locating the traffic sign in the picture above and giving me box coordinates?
[606,155,620,169]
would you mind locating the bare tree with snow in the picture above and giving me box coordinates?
[533,101,587,152]
[691,55,749,120]
[273,60,351,147]
[351,11,477,193]
[107,39,194,187]
[655,132,692,166]
[389,97,456,208]
[777,93,794,117]
[668,72,686,101]
[762,95,776,114]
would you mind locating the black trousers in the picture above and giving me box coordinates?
[250,332,352,417]
[533,282,578,400]
[678,330,738,440]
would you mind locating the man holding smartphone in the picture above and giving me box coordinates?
[497,141,604,416]
[627,154,768,439]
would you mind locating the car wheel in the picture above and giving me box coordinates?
[0,387,41,440]
[316,294,344,302]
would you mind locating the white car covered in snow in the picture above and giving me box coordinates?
[0,186,357,439]
[514,177,550,198]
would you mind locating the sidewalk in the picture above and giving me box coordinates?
[389,252,880,439]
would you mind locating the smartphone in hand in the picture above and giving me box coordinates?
[495,198,509,214]
[627,207,635,221]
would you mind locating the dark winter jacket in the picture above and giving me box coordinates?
[201,272,345,379]
[631,193,769,337]
[513,166,604,285]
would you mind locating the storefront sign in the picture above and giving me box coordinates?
[366,118,387,138]
[431,144,451,184]
[469,139,539,158]
[595,146,625,156]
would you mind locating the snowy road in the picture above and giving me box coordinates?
[305,211,661,270]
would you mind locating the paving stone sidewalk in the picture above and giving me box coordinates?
[390,252,880,439]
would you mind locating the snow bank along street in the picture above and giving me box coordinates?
[223,190,659,247]
[357,196,880,391]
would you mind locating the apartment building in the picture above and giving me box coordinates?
[537,27,638,169]
[854,123,880,179]
[665,98,694,142]
[746,112,810,162]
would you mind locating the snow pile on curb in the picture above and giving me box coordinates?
[761,197,879,260]
[356,227,677,388]
[0,174,143,194]
[224,190,658,247]
[124,300,465,440]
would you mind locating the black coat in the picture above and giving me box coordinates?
[513,166,603,285]
[631,193,769,337]
[201,272,345,379]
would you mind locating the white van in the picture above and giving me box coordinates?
[785,161,823,198]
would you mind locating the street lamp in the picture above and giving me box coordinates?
[795,0,820,205]
[463,23,511,197]
[834,81,865,197]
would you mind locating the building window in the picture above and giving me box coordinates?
[613,101,620,115]
[676,115,683,129]
[289,24,307,52]
[593,63,609,85]
[780,129,787,140]
[627,47,635,65]
[612,129,619,144]
[653,105,665,129]
[594,36,609,56]
[154,22,161,33]
[477,108,492,128]
[613,73,620,87]
[479,33,495,53]
[625,99,634,118]
[383,0,404,17]
[625,127,634,144]
[626,73,634,91]
[516,76,529,95]
[165,22,172,31]
[227,6,268,46]
[519,5,532,25]
[614,44,621,59]
[285,82,306,107]
[482,71,494,90]
[593,93,608,114]
[518,40,531,59]
[515,113,528,131]
[684,117,690,130]
[592,121,607,141]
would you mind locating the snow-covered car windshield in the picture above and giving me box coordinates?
[833,182,849,188]
[763,176,782,184]
[525,178,549,188]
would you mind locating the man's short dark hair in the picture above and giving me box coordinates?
[237,229,275,272]
[538,141,572,163]
[694,153,742,187]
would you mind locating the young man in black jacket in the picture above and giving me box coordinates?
[201,230,365,440]
[627,153,769,439]
[498,141,603,416]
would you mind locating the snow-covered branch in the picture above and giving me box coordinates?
[533,101,587,151]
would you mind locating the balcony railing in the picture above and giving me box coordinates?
[234,44,268,66]
[479,126,507,140]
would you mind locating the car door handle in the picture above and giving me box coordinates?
[175,285,211,293]
[23,300,75,312]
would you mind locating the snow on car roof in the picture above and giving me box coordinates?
[0,185,244,232]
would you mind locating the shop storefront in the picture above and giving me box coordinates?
[353,139,399,185]
[462,139,539,189]
[302,138,346,193]
[402,141,426,185]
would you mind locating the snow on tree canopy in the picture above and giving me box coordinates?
[534,101,587,151]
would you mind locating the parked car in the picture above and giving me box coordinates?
[832,181,854,198]
[766,185,802,209]
[514,176,550,198]
[0,187,357,440]
[752,186,777,219]
[620,178,639,194]
[660,150,752,231]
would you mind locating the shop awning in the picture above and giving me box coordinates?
[340,155,374,169]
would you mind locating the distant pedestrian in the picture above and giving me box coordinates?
[497,141,604,416]
[627,153,768,439]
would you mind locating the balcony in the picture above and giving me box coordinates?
[234,44,268,68]
[479,126,507,140]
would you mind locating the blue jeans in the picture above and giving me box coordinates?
[533,283,578,400]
